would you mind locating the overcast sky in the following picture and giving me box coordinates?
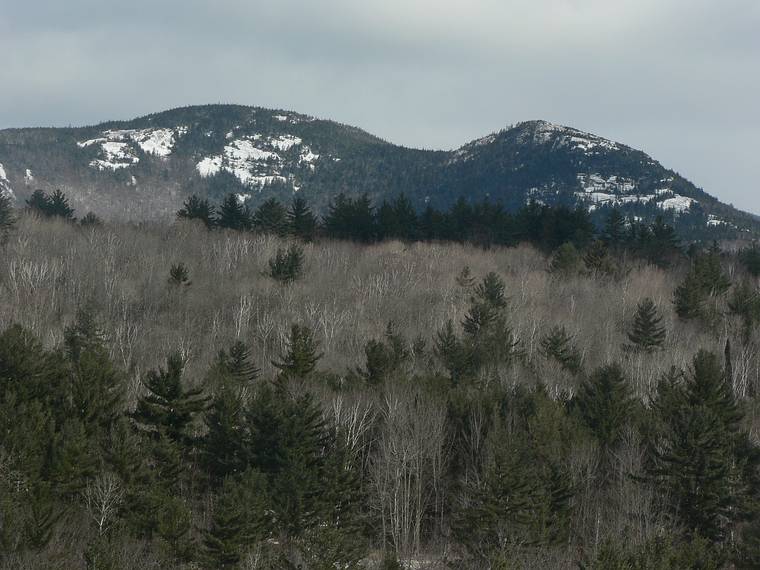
[1,0,758,212]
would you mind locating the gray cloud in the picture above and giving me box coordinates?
[1,0,758,211]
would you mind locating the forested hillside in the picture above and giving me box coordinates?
[3,193,760,569]
[1,104,758,241]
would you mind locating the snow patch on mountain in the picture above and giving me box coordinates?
[0,163,15,200]
[25,169,34,184]
[658,196,695,213]
[523,121,621,154]
[78,127,188,169]
[269,135,302,151]
[196,139,285,188]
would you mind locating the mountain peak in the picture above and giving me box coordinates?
[0,104,756,238]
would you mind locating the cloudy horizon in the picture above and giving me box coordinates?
[2,0,758,212]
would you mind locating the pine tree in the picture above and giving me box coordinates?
[602,209,626,249]
[583,240,615,277]
[26,189,51,216]
[647,350,758,541]
[739,243,760,277]
[253,197,288,236]
[133,353,207,446]
[627,297,667,352]
[168,262,191,288]
[268,244,305,283]
[63,308,123,432]
[217,194,251,231]
[79,212,102,227]
[574,363,635,452]
[47,189,75,220]
[539,326,583,375]
[177,194,215,228]
[272,324,323,380]
[203,469,271,568]
[0,191,14,245]
[204,387,248,482]
[549,243,581,276]
[358,322,409,385]
[287,196,318,241]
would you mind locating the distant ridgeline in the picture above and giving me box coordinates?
[0,104,757,241]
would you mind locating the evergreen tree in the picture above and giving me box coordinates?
[253,197,288,236]
[583,240,616,277]
[647,350,759,541]
[177,194,215,228]
[739,243,760,277]
[133,353,207,447]
[539,326,583,375]
[203,469,271,568]
[272,324,323,380]
[79,212,102,228]
[434,320,472,384]
[574,363,635,453]
[63,308,123,432]
[0,191,14,245]
[47,189,75,220]
[217,194,251,231]
[268,244,305,283]
[627,297,667,352]
[204,386,248,482]
[549,243,582,276]
[26,189,51,215]
[357,322,409,385]
[287,196,318,241]
[168,262,191,288]
[602,209,626,249]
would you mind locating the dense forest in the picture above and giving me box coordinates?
[3,190,760,569]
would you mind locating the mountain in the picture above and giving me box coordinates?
[0,104,756,238]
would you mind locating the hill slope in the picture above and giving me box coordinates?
[0,104,755,238]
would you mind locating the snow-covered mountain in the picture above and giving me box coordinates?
[0,105,755,238]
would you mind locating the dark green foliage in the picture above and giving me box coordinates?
[272,324,323,380]
[434,320,472,384]
[217,193,251,230]
[739,243,760,277]
[627,297,667,352]
[455,414,573,560]
[583,240,616,277]
[323,193,377,242]
[574,363,635,452]
[357,322,409,385]
[268,243,305,283]
[549,242,582,276]
[377,193,419,241]
[253,197,289,236]
[203,469,271,567]
[79,211,102,227]
[177,194,215,228]
[26,189,75,220]
[0,191,15,244]
[168,262,191,287]
[602,209,626,249]
[674,250,731,321]
[132,353,207,446]
[729,281,760,342]
[460,272,519,375]
[647,350,758,542]
[539,325,583,375]
[287,196,318,241]
[63,309,123,432]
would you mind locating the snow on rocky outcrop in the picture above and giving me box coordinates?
[658,195,696,213]
[195,133,320,189]
[0,163,16,201]
[78,126,188,170]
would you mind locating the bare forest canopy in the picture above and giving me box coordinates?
[3,191,760,568]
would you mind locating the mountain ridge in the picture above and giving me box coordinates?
[0,104,756,239]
